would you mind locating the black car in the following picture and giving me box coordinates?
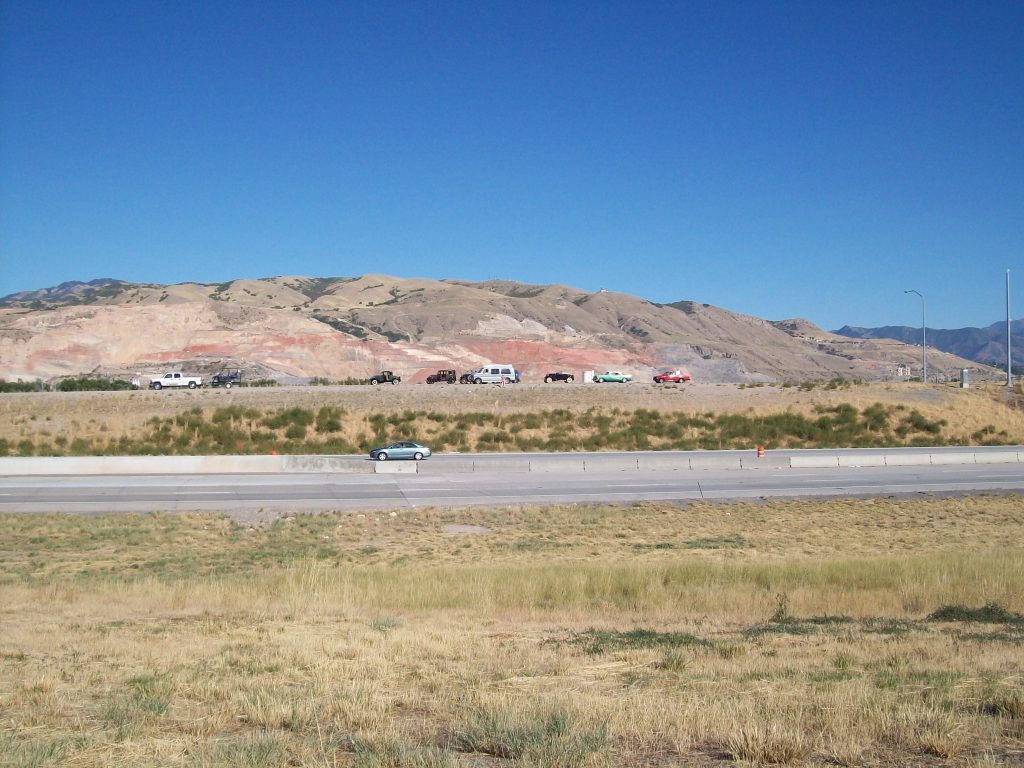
[544,372,574,383]
[426,369,456,384]
[369,370,400,385]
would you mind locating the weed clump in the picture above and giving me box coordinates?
[927,602,1024,625]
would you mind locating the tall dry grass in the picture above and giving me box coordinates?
[1,496,1023,765]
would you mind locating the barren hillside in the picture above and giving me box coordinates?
[0,275,994,383]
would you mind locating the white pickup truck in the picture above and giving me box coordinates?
[149,372,202,390]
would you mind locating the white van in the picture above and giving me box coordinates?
[471,364,520,384]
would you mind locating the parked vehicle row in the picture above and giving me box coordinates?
[385,366,694,384]
[149,366,692,390]
[424,365,521,384]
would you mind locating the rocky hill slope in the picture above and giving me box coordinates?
[0,275,992,383]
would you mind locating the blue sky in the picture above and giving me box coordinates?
[1,1,1021,331]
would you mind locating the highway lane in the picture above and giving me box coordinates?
[2,461,1022,515]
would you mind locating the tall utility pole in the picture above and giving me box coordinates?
[905,289,927,383]
[1008,270,1013,387]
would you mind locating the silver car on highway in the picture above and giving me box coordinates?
[369,441,432,461]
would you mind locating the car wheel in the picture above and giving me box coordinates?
[377,452,388,461]
[392,380,398,385]
[370,379,378,386]
[152,382,162,390]
[474,378,482,384]
[188,381,197,389]
[225,382,232,389]
[414,452,423,461]
[544,376,551,383]
[567,375,574,382]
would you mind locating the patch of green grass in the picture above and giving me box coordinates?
[927,602,1024,626]
[191,734,291,767]
[353,739,457,768]
[567,628,711,654]
[453,707,610,766]
[684,534,747,549]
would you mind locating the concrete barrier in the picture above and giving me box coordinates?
[838,454,887,468]
[470,458,533,473]
[688,454,744,470]
[283,456,372,473]
[740,454,791,469]
[790,454,840,468]
[530,457,586,473]
[0,455,283,475]
[928,452,978,466]
[583,457,640,472]
[639,455,694,471]
[0,448,1009,477]
[882,453,932,467]
[972,451,1019,464]
[373,461,418,474]
[419,459,476,474]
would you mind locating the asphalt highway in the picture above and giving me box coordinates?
[2,457,1022,515]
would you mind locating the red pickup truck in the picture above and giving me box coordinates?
[653,370,692,383]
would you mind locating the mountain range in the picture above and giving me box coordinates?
[0,275,996,384]
[835,321,1022,373]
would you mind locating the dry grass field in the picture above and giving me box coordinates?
[2,495,1023,766]
[2,380,1024,454]
[2,381,1023,765]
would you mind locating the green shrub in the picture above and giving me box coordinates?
[0,379,47,392]
[56,377,134,392]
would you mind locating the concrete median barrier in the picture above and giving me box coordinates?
[639,454,696,471]
[0,448,1002,478]
[373,461,419,474]
[790,454,841,468]
[740,454,791,469]
[882,453,932,467]
[419,459,476,474]
[0,455,282,475]
[973,451,1022,464]
[688,454,744,470]
[283,456,372,473]
[583,457,641,472]
[471,458,533,473]
[928,452,978,466]
[530,457,586,473]
[838,454,887,468]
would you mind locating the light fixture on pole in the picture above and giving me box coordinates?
[904,289,926,383]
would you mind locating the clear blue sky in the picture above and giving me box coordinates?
[1,0,1021,331]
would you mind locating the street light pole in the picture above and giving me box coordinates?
[904,289,927,383]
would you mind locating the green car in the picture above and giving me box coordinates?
[593,371,633,383]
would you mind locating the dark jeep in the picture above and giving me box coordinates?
[210,369,242,388]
